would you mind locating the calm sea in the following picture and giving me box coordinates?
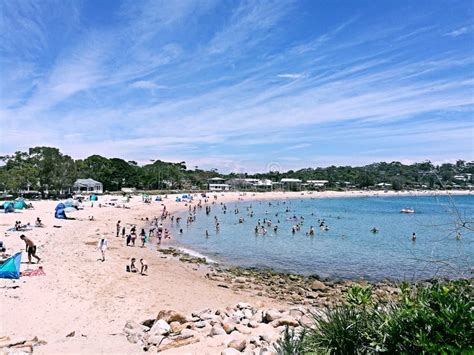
[169,195,473,281]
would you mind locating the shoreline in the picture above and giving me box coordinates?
[0,190,472,353]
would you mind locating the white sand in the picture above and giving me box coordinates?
[0,189,470,353]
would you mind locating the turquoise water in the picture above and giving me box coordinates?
[169,195,473,281]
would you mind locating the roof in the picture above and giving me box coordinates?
[281,178,302,183]
[74,178,102,187]
[209,177,225,181]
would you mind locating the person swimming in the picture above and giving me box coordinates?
[371,227,379,233]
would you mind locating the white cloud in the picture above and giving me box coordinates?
[277,73,305,79]
[445,26,471,37]
[130,80,166,90]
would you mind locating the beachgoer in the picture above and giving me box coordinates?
[140,259,148,275]
[116,220,121,237]
[411,232,416,242]
[121,226,126,237]
[97,238,108,261]
[20,235,40,264]
[35,217,44,227]
[140,229,146,247]
[129,258,137,272]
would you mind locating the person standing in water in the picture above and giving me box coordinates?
[411,232,416,242]
[97,237,108,262]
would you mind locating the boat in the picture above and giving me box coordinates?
[400,208,415,214]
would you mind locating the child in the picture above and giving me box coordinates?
[140,259,148,275]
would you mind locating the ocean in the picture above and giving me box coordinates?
[169,195,473,281]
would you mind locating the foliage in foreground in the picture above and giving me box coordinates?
[276,280,473,354]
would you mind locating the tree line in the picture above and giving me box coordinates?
[0,146,472,196]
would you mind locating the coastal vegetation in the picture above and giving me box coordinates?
[1,146,473,195]
[276,280,473,354]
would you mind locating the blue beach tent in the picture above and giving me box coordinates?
[13,200,27,209]
[0,252,22,279]
[90,195,98,201]
[4,202,14,213]
[55,203,65,210]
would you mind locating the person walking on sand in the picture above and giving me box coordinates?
[20,234,40,264]
[140,228,146,247]
[116,220,121,237]
[97,237,108,262]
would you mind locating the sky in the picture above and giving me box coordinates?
[1,0,473,173]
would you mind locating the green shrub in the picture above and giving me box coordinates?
[385,280,473,353]
[274,326,307,355]
[280,280,473,354]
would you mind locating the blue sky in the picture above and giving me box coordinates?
[1,0,473,172]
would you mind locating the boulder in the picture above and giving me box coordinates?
[263,309,281,323]
[194,321,207,328]
[158,336,200,352]
[209,325,226,337]
[146,335,164,346]
[237,302,252,309]
[192,308,211,318]
[251,310,263,323]
[310,280,327,291]
[235,324,252,335]
[156,310,187,324]
[228,339,247,352]
[150,319,171,335]
[223,322,236,334]
[248,320,259,328]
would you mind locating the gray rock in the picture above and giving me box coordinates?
[192,308,211,318]
[251,310,263,323]
[150,319,171,335]
[147,335,164,346]
[310,280,327,291]
[237,302,252,309]
[248,320,259,328]
[209,325,226,336]
[270,316,299,328]
[235,324,252,335]
[194,321,207,328]
[228,339,247,352]
[264,309,281,323]
[243,309,253,319]
[156,310,188,324]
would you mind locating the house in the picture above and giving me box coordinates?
[307,180,329,187]
[73,179,103,194]
[281,178,302,190]
[208,177,230,191]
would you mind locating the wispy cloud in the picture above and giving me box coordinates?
[0,1,473,171]
[277,73,305,79]
[445,26,472,37]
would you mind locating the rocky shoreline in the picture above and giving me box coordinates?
[158,248,401,308]
[125,302,309,354]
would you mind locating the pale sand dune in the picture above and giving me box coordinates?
[0,190,470,353]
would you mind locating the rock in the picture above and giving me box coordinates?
[142,319,155,328]
[263,309,281,323]
[259,347,276,355]
[147,335,164,346]
[221,348,241,355]
[158,336,200,351]
[237,302,252,309]
[243,309,253,319]
[194,320,207,328]
[241,318,250,326]
[234,277,246,284]
[146,345,158,352]
[271,316,299,328]
[233,310,245,319]
[228,339,247,352]
[150,319,171,335]
[299,315,313,327]
[209,325,226,336]
[124,320,148,333]
[310,280,327,291]
[251,310,263,323]
[235,324,252,335]
[248,320,259,328]
[126,333,140,344]
[223,322,236,334]
[192,308,211,318]
[156,310,187,324]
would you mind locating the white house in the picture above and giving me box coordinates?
[208,177,230,191]
[307,179,329,187]
[73,178,103,194]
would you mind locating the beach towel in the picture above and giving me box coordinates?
[21,267,46,277]
[0,252,22,279]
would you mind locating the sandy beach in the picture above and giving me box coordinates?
[0,189,471,354]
